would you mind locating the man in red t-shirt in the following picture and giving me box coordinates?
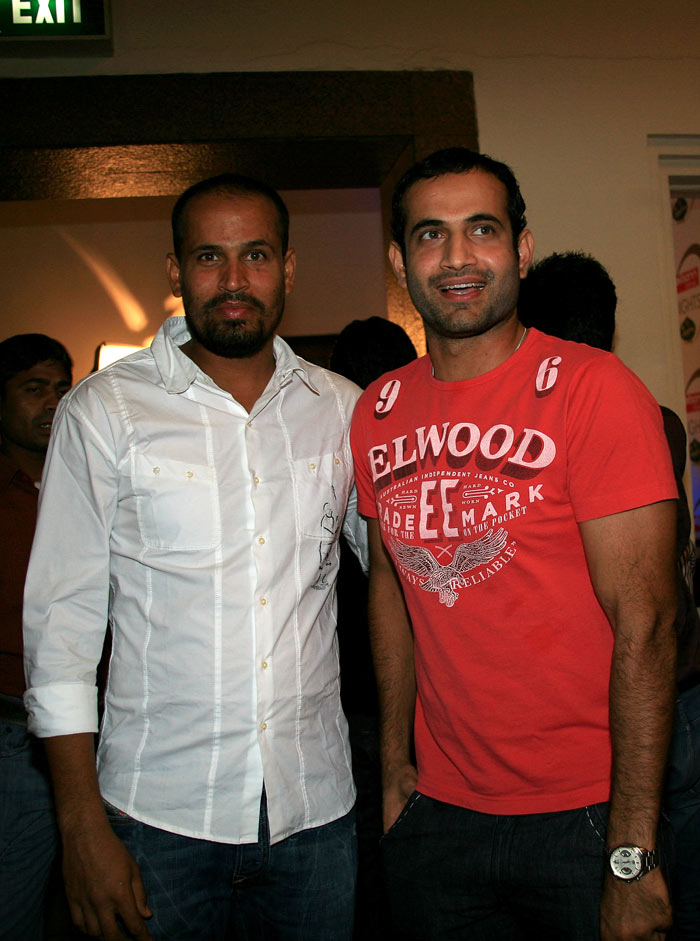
[350,148,678,940]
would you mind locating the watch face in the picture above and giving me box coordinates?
[610,846,643,880]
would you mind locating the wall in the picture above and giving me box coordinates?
[0,188,385,381]
[2,0,699,410]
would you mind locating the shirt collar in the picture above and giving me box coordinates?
[0,451,38,493]
[150,317,320,397]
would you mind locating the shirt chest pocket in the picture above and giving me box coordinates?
[292,449,351,540]
[133,454,219,551]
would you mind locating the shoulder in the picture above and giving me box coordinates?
[356,356,427,414]
[54,349,157,429]
[526,329,654,400]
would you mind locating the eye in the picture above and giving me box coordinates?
[196,251,219,264]
[247,250,267,262]
[473,223,496,236]
[418,229,443,242]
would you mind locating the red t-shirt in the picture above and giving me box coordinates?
[350,329,677,814]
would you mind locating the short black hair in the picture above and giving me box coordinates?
[0,334,73,395]
[391,147,527,257]
[519,251,617,352]
[330,317,417,389]
[171,173,290,259]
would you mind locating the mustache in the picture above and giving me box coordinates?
[429,268,495,289]
[204,291,266,314]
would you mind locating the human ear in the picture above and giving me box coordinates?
[389,241,408,288]
[166,253,183,298]
[517,230,534,278]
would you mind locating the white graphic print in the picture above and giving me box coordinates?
[390,528,508,607]
[535,356,562,393]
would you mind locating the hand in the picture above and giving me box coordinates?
[61,815,152,940]
[601,869,672,940]
[382,762,418,832]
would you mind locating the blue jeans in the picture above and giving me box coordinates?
[0,716,58,941]
[105,793,357,940]
[666,684,700,939]
[382,792,613,940]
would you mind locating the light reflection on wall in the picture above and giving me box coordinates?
[0,190,386,381]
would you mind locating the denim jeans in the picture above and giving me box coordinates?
[382,792,612,940]
[105,793,357,940]
[0,716,58,941]
[666,684,700,939]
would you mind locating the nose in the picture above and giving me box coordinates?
[219,258,249,293]
[441,233,477,271]
[45,389,62,411]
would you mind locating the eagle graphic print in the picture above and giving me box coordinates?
[359,350,562,607]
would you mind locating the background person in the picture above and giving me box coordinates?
[330,316,417,941]
[0,334,72,941]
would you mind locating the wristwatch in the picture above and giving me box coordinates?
[608,845,659,881]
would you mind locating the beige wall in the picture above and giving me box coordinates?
[0,189,385,381]
[2,0,699,410]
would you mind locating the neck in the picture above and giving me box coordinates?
[180,338,277,413]
[0,441,45,483]
[428,317,526,382]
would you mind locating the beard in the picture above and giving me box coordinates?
[183,289,285,359]
[406,265,521,341]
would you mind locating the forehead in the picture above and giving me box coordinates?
[180,191,282,249]
[404,170,511,230]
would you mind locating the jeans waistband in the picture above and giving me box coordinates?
[0,693,28,725]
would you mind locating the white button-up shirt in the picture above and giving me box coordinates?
[24,318,366,844]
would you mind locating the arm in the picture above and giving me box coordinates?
[44,734,152,940]
[367,518,418,831]
[23,395,150,938]
[579,500,676,940]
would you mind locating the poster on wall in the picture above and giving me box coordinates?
[671,194,700,531]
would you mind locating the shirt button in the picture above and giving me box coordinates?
[261,660,268,670]
[186,471,194,478]
[247,421,253,428]
[260,721,267,731]
[253,475,260,485]
[153,467,160,475]
[335,458,340,465]
[258,537,265,545]
[309,462,316,470]
[260,598,267,606]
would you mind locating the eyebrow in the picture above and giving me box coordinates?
[409,212,504,238]
[19,376,70,387]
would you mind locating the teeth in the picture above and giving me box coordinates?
[441,283,484,291]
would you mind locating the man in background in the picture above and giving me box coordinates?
[0,334,72,940]
[24,174,365,941]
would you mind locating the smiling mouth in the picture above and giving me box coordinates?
[439,282,485,295]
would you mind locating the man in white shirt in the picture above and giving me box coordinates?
[23,175,366,941]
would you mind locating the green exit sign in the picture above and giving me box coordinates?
[0,0,111,54]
